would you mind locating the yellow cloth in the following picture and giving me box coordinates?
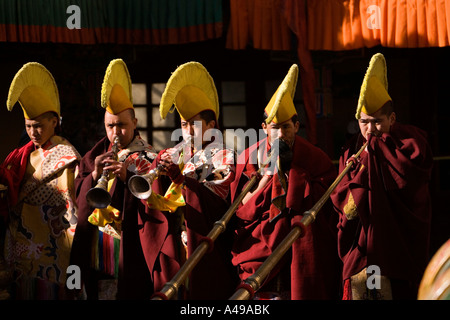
[146,156,186,213]
[87,172,122,238]
[88,205,121,227]
[146,182,185,213]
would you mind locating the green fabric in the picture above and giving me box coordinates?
[0,0,222,29]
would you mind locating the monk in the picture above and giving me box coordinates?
[71,59,158,299]
[330,53,433,300]
[144,62,239,299]
[230,64,341,300]
[0,63,80,299]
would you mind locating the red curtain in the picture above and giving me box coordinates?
[307,0,450,51]
[226,0,318,145]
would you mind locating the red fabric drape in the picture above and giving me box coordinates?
[0,24,222,45]
[226,0,318,144]
[226,0,292,50]
[278,0,317,145]
[307,0,450,51]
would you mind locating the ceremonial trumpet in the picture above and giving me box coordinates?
[86,136,120,209]
[128,136,193,200]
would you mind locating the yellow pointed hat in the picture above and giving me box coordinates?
[160,61,219,122]
[356,53,392,119]
[265,64,298,124]
[101,59,134,115]
[7,62,60,119]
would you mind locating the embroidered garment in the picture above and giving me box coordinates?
[183,142,235,200]
[147,142,235,213]
[3,136,80,299]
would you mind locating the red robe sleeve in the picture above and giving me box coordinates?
[0,141,34,222]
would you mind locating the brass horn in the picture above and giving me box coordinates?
[128,136,193,200]
[86,136,120,209]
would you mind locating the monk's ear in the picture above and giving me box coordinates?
[294,120,300,133]
[389,112,396,126]
[261,122,268,135]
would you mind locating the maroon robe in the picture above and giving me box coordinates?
[230,135,341,300]
[0,141,35,222]
[149,146,240,300]
[330,122,433,298]
[71,136,180,299]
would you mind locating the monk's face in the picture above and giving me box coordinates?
[104,109,137,149]
[25,113,57,148]
[359,109,396,140]
[180,114,215,151]
[262,118,299,148]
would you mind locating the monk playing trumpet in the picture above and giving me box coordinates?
[229,64,341,300]
[330,53,433,300]
[71,59,157,300]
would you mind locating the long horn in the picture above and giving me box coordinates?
[86,136,120,209]
[229,140,369,300]
[151,138,288,300]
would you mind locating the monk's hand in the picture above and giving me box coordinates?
[345,154,361,170]
[159,151,184,184]
[92,151,115,181]
[261,165,274,177]
[103,159,128,182]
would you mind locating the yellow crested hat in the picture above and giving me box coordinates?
[265,64,298,124]
[7,62,60,119]
[356,53,392,119]
[160,61,219,122]
[101,59,134,115]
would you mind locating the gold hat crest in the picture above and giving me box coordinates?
[7,62,60,119]
[160,61,219,122]
[101,59,134,115]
